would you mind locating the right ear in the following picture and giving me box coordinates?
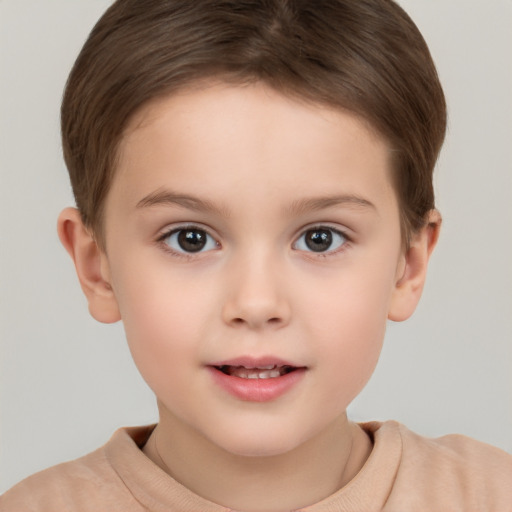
[57,207,121,324]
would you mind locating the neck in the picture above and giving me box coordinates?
[143,408,372,512]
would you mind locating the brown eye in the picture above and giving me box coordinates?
[163,227,218,253]
[294,227,347,253]
[305,229,332,252]
[177,229,208,252]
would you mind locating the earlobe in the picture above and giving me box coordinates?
[57,207,121,324]
[388,210,441,322]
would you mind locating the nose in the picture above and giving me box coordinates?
[221,252,291,330]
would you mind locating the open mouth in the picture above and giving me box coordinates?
[209,361,306,401]
[215,364,298,379]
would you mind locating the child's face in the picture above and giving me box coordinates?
[100,83,408,456]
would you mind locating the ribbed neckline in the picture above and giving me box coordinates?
[104,421,402,512]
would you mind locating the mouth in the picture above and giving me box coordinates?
[208,360,306,402]
[215,364,298,379]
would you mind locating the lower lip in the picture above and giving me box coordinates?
[207,367,306,402]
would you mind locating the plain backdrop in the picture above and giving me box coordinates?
[1,0,511,493]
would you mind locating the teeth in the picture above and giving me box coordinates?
[223,365,289,379]
[244,364,276,370]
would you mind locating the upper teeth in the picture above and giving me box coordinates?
[236,368,282,379]
[221,364,286,379]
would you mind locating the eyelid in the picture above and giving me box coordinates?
[156,222,217,240]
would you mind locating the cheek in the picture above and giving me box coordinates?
[109,257,215,391]
[313,295,386,403]
[301,261,397,404]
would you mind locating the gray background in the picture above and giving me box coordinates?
[1,0,511,493]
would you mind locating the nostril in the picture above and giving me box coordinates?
[229,316,283,327]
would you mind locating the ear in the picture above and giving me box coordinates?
[388,209,441,322]
[57,207,121,324]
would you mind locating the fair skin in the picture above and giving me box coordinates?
[58,83,439,512]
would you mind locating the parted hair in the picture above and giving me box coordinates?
[61,0,446,246]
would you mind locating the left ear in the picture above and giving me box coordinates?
[388,209,441,322]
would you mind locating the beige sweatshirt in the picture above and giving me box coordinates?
[1,421,511,511]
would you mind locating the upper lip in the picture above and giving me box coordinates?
[208,356,303,369]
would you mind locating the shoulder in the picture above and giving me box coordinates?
[368,421,512,511]
[0,427,153,512]
[396,421,512,484]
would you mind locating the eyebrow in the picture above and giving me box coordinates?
[136,189,376,217]
[136,189,229,216]
[285,195,376,216]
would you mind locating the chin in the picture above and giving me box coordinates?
[207,422,311,459]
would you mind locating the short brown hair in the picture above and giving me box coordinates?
[61,0,446,246]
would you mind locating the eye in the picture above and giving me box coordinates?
[162,227,218,254]
[294,227,347,253]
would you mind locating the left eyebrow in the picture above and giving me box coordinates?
[285,195,376,216]
[136,188,229,217]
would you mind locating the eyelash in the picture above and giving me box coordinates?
[155,224,351,259]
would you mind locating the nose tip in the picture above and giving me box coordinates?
[221,264,291,330]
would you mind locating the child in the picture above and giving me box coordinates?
[1,0,511,510]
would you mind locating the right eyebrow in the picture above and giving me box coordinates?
[136,188,230,217]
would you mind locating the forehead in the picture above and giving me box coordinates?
[111,82,396,217]
[124,81,385,151]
